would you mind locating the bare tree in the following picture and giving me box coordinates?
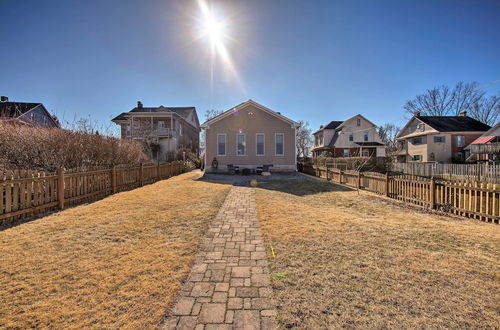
[295,120,312,158]
[378,123,401,152]
[468,95,499,126]
[403,81,498,125]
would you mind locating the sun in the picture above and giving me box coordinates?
[197,0,227,47]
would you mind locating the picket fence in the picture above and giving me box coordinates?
[0,161,186,225]
[389,162,500,183]
[303,164,499,223]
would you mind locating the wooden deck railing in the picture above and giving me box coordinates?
[0,161,186,225]
[303,164,499,224]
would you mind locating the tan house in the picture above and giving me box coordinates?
[311,114,386,158]
[201,100,299,172]
[395,112,490,163]
[112,101,200,161]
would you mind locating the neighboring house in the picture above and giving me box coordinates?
[0,96,60,128]
[201,99,299,172]
[112,101,200,161]
[395,111,491,163]
[466,122,500,163]
[311,114,386,159]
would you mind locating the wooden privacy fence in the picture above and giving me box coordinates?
[303,164,499,224]
[0,161,186,225]
[389,162,500,183]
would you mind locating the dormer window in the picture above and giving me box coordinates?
[357,118,361,126]
[417,123,425,132]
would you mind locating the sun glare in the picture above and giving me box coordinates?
[196,0,241,88]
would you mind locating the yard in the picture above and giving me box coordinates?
[255,178,500,328]
[0,170,230,329]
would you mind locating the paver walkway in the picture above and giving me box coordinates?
[162,186,277,330]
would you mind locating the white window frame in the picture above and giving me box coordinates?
[343,149,350,157]
[217,134,226,156]
[256,133,265,156]
[364,131,369,142]
[455,135,465,147]
[275,133,284,156]
[236,133,246,156]
[348,132,353,142]
[158,121,165,128]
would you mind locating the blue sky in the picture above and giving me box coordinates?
[1,0,499,134]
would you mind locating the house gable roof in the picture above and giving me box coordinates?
[201,99,299,128]
[397,115,491,139]
[112,105,200,129]
[0,102,60,128]
[0,102,41,118]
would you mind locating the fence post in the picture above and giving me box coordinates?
[429,176,435,209]
[157,161,160,181]
[339,169,343,184]
[385,173,390,197]
[111,166,117,193]
[326,165,329,181]
[139,162,144,186]
[357,171,361,189]
[57,168,65,209]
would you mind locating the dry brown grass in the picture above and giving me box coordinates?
[255,179,500,329]
[0,170,230,329]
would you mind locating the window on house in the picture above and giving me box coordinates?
[179,124,183,136]
[158,121,165,128]
[362,149,370,157]
[217,134,226,156]
[455,136,465,147]
[256,134,265,156]
[364,131,369,142]
[434,136,445,143]
[429,152,435,161]
[417,123,425,132]
[343,149,350,157]
[399,141,406,150]
[125,125,131,136]
[357,118,361,126]
[275,133,284,156]
[348,133,353,142]
[413,155,422,161]
[454,152,464,161]
[237,134,246,155]
[412,137,423,144]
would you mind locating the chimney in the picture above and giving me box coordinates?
[137,101,143,108]
[0,96,8,102]
[459,111,467,117]
[414,111,421,117]
[320,125,324,129]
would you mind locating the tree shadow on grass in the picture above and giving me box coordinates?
[197,173,353,196]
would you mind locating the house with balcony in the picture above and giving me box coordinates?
[311,114,386,159]
[112,101,200,161]
[466,121,500,163]
[395,111,491,163]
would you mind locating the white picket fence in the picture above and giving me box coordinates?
[389,163,500,183]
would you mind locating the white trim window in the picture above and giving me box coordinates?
[343,149,350,157]
[348,132,353,142]
[364,131,369,142]
[275,133,284,156]
[237,133,246,156]
[455,135,465,147]
[256,133,265,156]
[217,134,226,156]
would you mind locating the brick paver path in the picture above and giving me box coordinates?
[162,186,277,330]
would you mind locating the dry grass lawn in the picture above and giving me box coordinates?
[0,170,230,329]
[255,178,500,329]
